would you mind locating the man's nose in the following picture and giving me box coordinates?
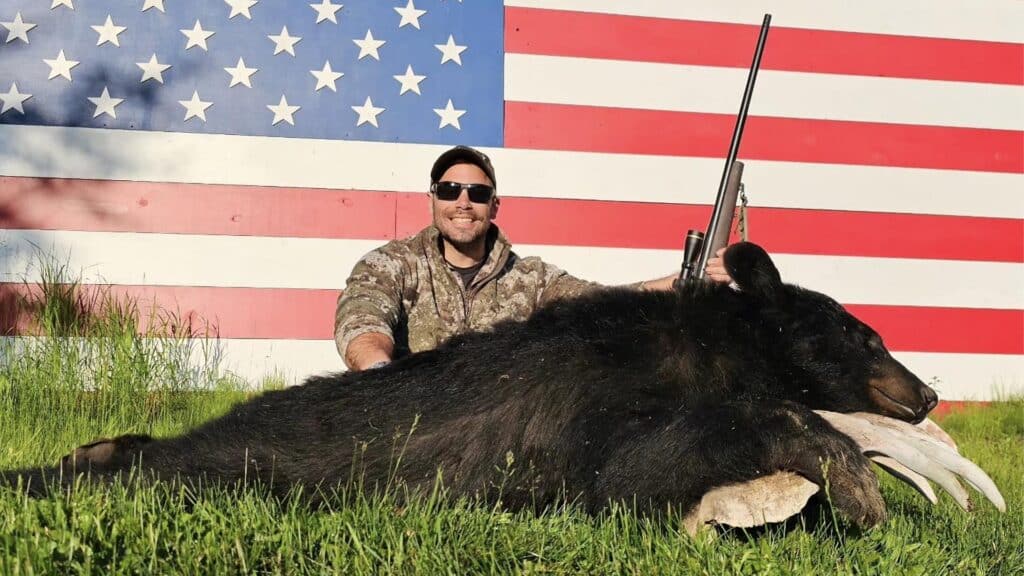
[455,189,473,207]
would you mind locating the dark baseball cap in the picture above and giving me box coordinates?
[430,145,497,188]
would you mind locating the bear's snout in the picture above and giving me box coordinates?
[867,360,938,423]
[920,385,939,414]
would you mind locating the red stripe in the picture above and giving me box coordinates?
[0,177,398,240]
[931,400,989,418]
[0,283,337,340]
[1,284,1020,354]
[846,304,1024,354]
[505,102,1024,173]
[505,7,1024,86]
[5,177,1022,263]
[484,197,1024,263]
[402,192,1024,262]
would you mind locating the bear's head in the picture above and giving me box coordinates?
[724,242,939,422]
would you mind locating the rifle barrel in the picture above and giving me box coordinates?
[694,14,771,279]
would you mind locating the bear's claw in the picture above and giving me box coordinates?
[821,450,887,528]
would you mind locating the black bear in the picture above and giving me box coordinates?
[2,243,938,527]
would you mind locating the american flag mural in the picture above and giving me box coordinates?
[0,1,1021,401]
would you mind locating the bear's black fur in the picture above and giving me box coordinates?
[2,243,938,527]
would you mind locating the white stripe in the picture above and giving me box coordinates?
[507,54,1024,130]
[190,338,1024,402]
[215,338,344,386]
[0,336,342,389]
[0,125,443,196]
[0,229,376,291]
[894,352,1024,401]
[2,125,1021,219]
[518,244,1024,310]
[504,0,1024,43]
[495,150,1024,219]
[1,229,1021,310]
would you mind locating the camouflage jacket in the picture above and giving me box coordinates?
[335,225,601,359]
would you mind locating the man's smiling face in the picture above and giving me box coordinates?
[430,163,498,250]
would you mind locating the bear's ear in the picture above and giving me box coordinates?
[725,242,783,300]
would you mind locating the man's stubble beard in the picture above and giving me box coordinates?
[433,209,489,253]
[438,224,487,252]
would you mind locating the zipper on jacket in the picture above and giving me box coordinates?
[461,258,504,329]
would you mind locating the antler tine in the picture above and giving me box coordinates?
[848,413,1005,512]
[816,411,1006,512]
[869,455,938,504]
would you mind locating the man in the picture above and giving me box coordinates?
[335,145,734,370]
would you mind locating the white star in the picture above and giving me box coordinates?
[435,35,466,65]
[181,20,214,51]
[50,0,74,9]
[351,96,384,127]
[43,50,80,82]
[92,15,126,47]
[310,0,342,24]
[267,95,299,126]
[394,0,425,29]
[224,57,257,88]
[0,82,31,115]
[353,29,385,60]
[2,12,36,44]
[225,0,257,20]
[434,99,466,130]
[310,61,343,92]
[141,0,166,13]
[88,87,123,119]
[136,54,171,84]
[268,26,301,56]
[393,65,425,95]
[179,91,212,122]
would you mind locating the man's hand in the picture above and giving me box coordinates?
[344,332,394,371]
[704,247,733,284]
[640,247,734,291]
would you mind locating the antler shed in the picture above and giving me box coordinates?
[683,412,1005,534]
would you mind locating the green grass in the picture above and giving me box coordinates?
[0,264,1021,575]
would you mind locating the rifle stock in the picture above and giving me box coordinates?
[680,14,770,284]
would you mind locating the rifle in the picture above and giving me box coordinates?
[679,14,771,283]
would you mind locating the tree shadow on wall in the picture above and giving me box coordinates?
[1,58,201,335]
[0,61,192,230]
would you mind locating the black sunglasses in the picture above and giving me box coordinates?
[431,181,495,203]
